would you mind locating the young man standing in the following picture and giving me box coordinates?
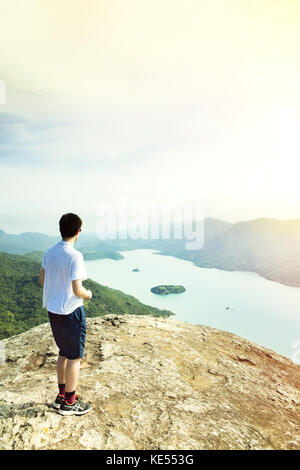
[39,213,93,416]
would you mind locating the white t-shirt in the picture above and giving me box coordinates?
[42,240,87,315]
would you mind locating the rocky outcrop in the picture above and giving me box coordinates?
[0,314,299,450]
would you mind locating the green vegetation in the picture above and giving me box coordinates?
[151,285,186,295]
[23,250,45,263]
[24,248,124,263]
[82,250,124,261]
[0,252,174,340]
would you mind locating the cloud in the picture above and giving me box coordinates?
[0,113,71,165]
[0,95,227,169]
[0,0,300,233]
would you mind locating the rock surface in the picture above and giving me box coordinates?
[0,314,299,450]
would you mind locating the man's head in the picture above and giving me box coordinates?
[59,213,82,241]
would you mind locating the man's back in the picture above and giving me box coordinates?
[41,213,92,416]
[42,240,87,315]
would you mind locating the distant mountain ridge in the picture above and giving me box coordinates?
[0,229,59,254]
[157,217,300,287]
[1,216,300,287]
[0,229,123,260]
[0,217,231,255]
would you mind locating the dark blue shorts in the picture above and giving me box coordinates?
[48,305,86,360]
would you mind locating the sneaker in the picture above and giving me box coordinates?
[52,394,65,410]
[57,395,92,416]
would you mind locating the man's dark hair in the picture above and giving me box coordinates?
[59,213,82,238]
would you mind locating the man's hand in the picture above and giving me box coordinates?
[86,289,92,300]
[72,280,92,300]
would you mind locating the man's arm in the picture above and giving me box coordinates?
[72,279,92,300]
[39,267,45,286]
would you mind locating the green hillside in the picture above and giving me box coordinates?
[0,252,174,340]
[23,250,45,263]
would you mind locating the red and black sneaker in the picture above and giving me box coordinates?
[52,394,65,410]
[58,395,92,416]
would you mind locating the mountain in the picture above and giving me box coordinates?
[157,218,300,287]
[0,229,59,254]
[2,216,300,287]
[78,216,232,253]
[0,314,299,450]
[0,217,232,258]
[0,252,174,339]
[0,229,123,260]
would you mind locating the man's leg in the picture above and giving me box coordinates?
[57,354,67,385]
[57,308,92,414]
[65,357,81,394]
[58,356,91,414]
[51,354,67,408]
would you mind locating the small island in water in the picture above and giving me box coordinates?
[132,268,140,272]
[151,285,186,295]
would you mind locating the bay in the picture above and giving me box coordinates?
[86,249,300,361]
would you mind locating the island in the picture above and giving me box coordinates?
[132,268,140,272]
[151,285,186,295]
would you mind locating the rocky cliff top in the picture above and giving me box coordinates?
[0,314,299,450]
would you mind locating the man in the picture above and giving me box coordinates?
[39,213,93,416]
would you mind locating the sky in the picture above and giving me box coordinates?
[0,0,300,235]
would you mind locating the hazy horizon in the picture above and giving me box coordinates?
[1,213,300,238]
